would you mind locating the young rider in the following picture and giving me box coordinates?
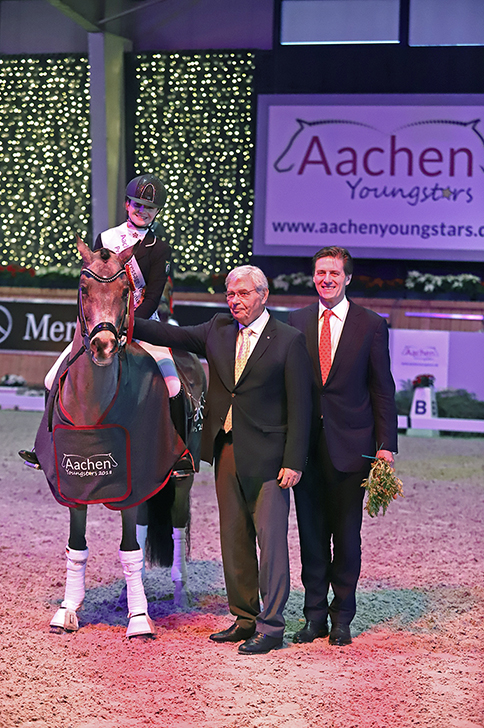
[20,174,192,475]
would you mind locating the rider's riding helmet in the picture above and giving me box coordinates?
[125,174,167,209]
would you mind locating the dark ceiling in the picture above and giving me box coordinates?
[45,0,274,51]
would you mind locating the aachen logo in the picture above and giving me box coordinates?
[62,453,118,478]
[401,345,439,362]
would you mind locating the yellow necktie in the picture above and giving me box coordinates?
[224,327,252,432]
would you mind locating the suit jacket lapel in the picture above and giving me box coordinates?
[305,303,321,385]
[326,300,362,383]
[218,318,238,390]
[134,232,155,261]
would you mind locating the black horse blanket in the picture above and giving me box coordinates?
[35,342,185,510]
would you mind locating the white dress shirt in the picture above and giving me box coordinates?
[236,308,270,359]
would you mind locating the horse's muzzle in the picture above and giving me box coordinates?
[89,330,119,366]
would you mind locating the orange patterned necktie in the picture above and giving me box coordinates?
[319,308,333,384]
[224,327,252,432]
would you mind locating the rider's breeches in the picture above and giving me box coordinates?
[136,341,181,397]
[45,343,73,390]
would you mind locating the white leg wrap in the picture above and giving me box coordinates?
[119,549,154,637]
[50,546,88,631]
[171,527,187,584]
[62,546,88,610]
[136,524,148,579]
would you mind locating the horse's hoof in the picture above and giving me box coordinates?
[174,581,190,610]
[50,607,79,632]
[49,626,65,634]
[126,613,155,639]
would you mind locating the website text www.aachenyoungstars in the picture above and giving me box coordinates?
[271,219,484,240]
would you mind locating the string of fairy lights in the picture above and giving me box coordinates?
[134,52,255,273]
[0,56,91,269]
[0,52,255,273]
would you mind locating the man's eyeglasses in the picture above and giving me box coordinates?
[225,289,256,301]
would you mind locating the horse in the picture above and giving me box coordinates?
[34,237,197,638]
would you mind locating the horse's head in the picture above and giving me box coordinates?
[76,236,134,366]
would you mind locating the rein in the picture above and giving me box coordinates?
[68,266,133,367]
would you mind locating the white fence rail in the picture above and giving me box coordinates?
[398,414,484,433]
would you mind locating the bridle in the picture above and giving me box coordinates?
[67,266,134,367]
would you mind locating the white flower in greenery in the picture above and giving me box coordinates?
[272,275,290,292]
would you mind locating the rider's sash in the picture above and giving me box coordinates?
[101,224,147,309]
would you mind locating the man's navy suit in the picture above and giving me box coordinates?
[288,300,397,627]
[134,312,312,637]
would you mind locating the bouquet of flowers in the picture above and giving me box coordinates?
[361,457,404,517]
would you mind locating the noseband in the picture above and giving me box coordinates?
[67,266,133,367]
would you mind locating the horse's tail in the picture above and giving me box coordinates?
[145,478,175,567]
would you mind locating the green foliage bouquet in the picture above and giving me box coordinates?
[362,457,404,517]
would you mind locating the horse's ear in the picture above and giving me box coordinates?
[118,242,139,267]
[76,235,94,266]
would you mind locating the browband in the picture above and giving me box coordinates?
[80,268,127,284]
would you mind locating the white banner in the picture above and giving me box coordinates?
[254,94,484,260]
[389,329,450,391]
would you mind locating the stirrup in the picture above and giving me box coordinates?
[18,449,41,470]
[172,450,194,479]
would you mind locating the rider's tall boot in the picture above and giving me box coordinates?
[50,546,89,632]
[18,387,50,469]
[118,549,155,638]
[169,389,195,477]
[171,527,189,609]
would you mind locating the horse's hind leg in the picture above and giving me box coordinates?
[50,506,88,633]
[171,473,193,609]
[135,501,148,579]
[119,507,155,639]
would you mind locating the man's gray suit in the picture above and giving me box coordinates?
[134,312,312,637]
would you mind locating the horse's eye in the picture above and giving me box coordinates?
[80,285,88,296]
[122,288,129,301]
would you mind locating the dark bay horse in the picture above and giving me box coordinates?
[34,237,187,637]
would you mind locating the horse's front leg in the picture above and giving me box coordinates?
[118,506,155,638]
[50,505,89,633]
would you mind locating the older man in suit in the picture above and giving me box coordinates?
[288,246,397,646]
[133,265,312,654]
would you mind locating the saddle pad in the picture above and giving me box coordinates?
[53,423,131,504]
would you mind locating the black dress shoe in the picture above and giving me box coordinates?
[209,622,255,643]
[329,624,352,646]
[238,632,283,654]
[293,620,329,643]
